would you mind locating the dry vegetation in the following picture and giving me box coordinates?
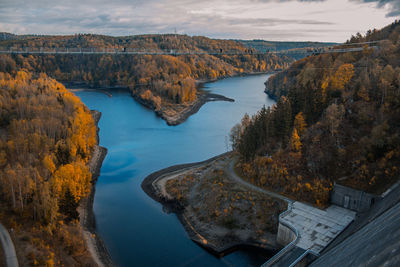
[163,155,286,250]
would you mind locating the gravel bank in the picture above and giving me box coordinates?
[79,110,114,267]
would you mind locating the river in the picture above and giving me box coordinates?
[75,74,276,267]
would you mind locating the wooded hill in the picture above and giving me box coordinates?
[239,40,337,60]
[0,70,97,265]
[0,34,291,111]
[231,21,400,206]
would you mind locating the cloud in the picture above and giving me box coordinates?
[253,0,327,2]
[253,0,400,16]
[190,14,334,27]
[350,0,400,16]
[0,0,333,34]
[0,0,395,42]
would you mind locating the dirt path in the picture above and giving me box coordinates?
[0,223,18,267]
[226,157,294,204]
[149,153,293,206]
[142,152,287,255]
[154,168,195,199]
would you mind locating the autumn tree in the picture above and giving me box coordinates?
[0,33,291,113]
[330,63,355,90]
[234,21,400,204]
[0,70,96,223]
[294,112,307,136]
[290,129,302,152]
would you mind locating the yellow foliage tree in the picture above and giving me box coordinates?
[43,154,56,174]
[331,63,355,90]
[53,161,91,203]
[290,129,302,152]
[294,112,307,136]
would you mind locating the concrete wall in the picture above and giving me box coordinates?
[277,223,297,246]
[331,184,379,212]
[294,256,309,267]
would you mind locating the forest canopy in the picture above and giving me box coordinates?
[0,34,291,110]
[0,70,97,265]
[231,21,400,206]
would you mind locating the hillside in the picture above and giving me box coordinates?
[0,70,98,265]
[231,21,400,206]
[239,40,337,60]
[0,34,292,124]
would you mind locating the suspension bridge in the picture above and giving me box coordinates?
[0,41,382,56]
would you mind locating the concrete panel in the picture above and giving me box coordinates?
[277,223,296,246]
[279,202,355,254]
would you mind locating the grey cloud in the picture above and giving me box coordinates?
[254,0,400,16]
[253,0,327,2]
[0,0,394,42]
[225,17,334,26]
[0,0,333,34]
[350,0,400,16]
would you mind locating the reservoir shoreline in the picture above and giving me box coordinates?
[65,71,277,126]
[73,73,276,266]
[134,90,235,126]
[138,71,275,126]
[141,152,280,257]
[78,110,114,267]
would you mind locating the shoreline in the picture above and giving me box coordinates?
[131,86,234,126]
[196,71,279,85]
[69,88,113,97]
[67,71,277,127]
[152,71,275,126]
[78,110,114,267]
[158,91,234,126]
[141,152,280,257]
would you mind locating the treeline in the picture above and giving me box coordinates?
[0,34,291,110]
[239,40,337,60]
[0,70,97,265]
[231,21,400,206]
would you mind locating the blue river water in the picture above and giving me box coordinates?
[75,74,275,267]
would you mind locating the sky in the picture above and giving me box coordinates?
[0,0,399,42]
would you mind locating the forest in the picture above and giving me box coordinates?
[0,34,291,112]
[0,70,97,265]
[0,32,293,266]
[239,40,336,60]
[231,21,400,206]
